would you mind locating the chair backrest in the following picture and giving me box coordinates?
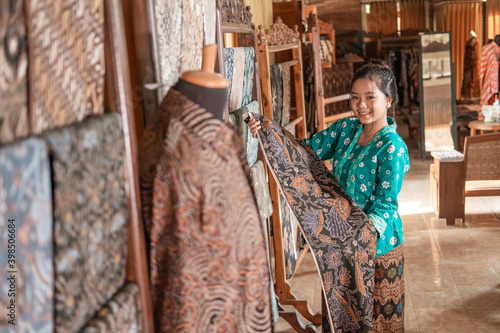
[463,133,500,181]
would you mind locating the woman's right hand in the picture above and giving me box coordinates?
[248,119,261,138]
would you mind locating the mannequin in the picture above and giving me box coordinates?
[495,34,500,46]
[173,44,228,121]
[480,35,500,112]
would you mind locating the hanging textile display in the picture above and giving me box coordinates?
[480,40,500,108]
[0,138,53,333]
[45,113,129,332]
[250,160,273,221]
[229,48,246,111]
[270,64,283,125]
[139,89,272,332]
[81,283,140,332]
[203,0,216,45]
[152,0,204,100]
[462,34,480,99]
[242,47,256,107]
[0,0,29,144]
[281,62,292,126]
[248,114,377,332]
[279,190,299,279]
[229,101,260,166]
[28,0,105,134]
[224,47,256,111]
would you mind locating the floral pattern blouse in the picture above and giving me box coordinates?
[303,117,410,257]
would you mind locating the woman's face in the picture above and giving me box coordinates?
[350,78,392,128]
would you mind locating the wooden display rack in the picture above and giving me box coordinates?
[256,16,321,332]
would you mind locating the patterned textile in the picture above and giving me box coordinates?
[279,191,298,279]
[270,64,283,125]
[281,62,292,126]
[242,47,255,107]
[0,0,29,144]
[369,244,404,333]
[250,160,273,221]
[45,113,128,332]
[139,89,272,332]
[480,41,500,109]
[322,63,353,117]
[0,138,53,332]
[224,48,234,100]
[304,42,317,136]
[229,47,246,111]
[320,39,334,65]
[28,0,105,134]
[152,0,204,100]
[461,37,480,99]
[81,283,140,333]
[230,101,260,166]
[249,113,377,332]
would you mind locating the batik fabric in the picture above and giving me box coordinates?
[270,64,283,125]
[224,47,255,112]
[81,283,140,333]
[139,89,272,332]
[0,0,29,144]
[28,0,105,134]
[45,113,129,332]
[250,113,377,332]
[369,244,404,333]
[229,101,260,166]
[480,41,500,109]
[0,138,53,333]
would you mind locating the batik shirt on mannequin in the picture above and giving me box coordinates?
[305,117,410,257]
[139,90,272,332]
[480,41,500,108]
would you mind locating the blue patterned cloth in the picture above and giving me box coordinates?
[242,47,255,106]
[270,64,283,125]
[229,101,260,166]
[223,48,234,101]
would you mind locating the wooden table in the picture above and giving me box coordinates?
[468,120,500,136]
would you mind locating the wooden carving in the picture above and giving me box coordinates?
[221,0,253,26]
[318,18,334,35]
[257,17,300,46]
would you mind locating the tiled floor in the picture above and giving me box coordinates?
[274,139,500,332]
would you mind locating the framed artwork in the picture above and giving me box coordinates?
[418,31,458,158]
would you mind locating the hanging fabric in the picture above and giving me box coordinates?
[229,101,260,166]
[28,0,105,134]
[270,64,284,124]
[139,89,273,332]
[281,62,292,126]
[248,113,377,332]
[81,283,140,332]
[0,0,29,144]
[0,138,53,332]
[45,113,129,332]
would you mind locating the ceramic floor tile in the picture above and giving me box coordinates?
[413,307,472,333]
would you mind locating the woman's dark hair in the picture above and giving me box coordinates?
[350,63,399,118]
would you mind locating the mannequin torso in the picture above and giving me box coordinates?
[173,79,227,121]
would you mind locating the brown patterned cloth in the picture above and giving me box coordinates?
[322,63,353,117]
[249,113,377,332]
[81,283,141,333]
[28,0,105,134]
[0,138,53,332]
[369,244,404,333]
[0,0,29,144]
[139,89,273,332]
[44,113,128,332]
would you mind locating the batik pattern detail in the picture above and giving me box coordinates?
[228,47,246,111]
[81,283,140,333]
[279,191,298,279]
[45,113,128,332]
[369,244,404,333]
[0,0,29,144]
[270,64,283,125]
[29,0,105,134]
[251,114,377,333]
[139,89,272,332]
[322,63,353,117]
[230,101,260,166]
[224,48,234,99]
[0,138,53,333]
[242,47,255,106]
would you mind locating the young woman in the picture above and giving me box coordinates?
[249,63,410,332]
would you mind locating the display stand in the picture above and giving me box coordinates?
[256,17,320,332]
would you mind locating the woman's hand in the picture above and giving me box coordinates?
[248,119,261,138]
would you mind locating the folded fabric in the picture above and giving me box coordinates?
[44,113,129,332]
[81,283,140,332]
[224,47,256,112]
[0,138,53,333]
[229,101,260,166]
[242,47,255,106]
[249,113,377,333]
[229,48,246,111]
[249,160,273,221]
